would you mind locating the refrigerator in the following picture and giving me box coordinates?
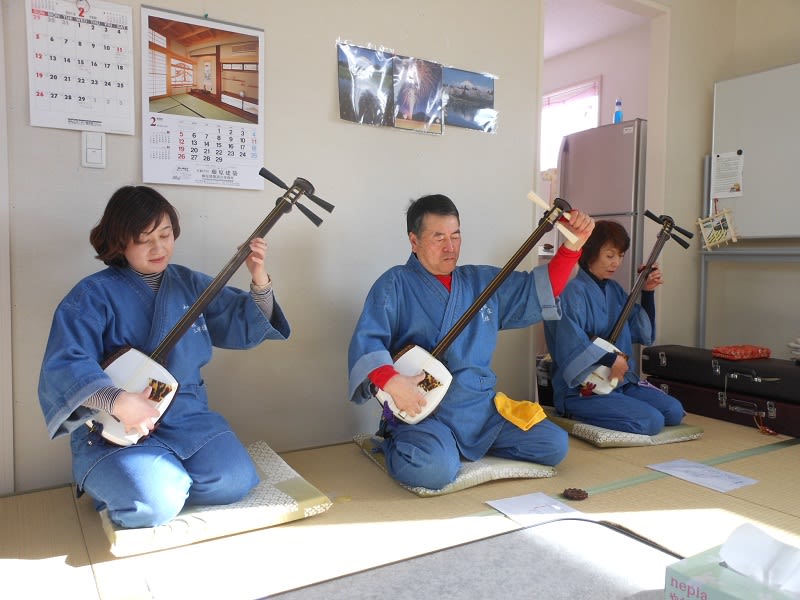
[556,118,647,289]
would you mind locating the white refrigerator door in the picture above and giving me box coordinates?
[557,119,646,216]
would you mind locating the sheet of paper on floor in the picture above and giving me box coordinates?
[647,458,758,493]
[486,492,584,527]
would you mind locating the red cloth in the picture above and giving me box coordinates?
[711,345,771,360]
[435,273,452,291]
[369,364,398,389]
[548,246,581,296]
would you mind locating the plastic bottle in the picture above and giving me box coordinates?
[613,98,623,124]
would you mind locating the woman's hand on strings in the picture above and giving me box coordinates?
[245,237,270,287]
[642,263,664,291]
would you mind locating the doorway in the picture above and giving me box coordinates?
[532,0,670,398]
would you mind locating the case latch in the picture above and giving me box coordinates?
[726,397,766,418]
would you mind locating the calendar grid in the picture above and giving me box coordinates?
[26,0,135,135]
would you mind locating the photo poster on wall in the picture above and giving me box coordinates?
[141,7,265,189]
[442,67,497,133]
[25,0,135,135]
[393,55,443,135]
[336,43,394,127]
[336,42,497,134]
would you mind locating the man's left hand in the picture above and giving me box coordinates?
[562,210,595,251]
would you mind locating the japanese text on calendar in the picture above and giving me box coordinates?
[26,0,135,134]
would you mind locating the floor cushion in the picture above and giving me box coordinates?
[353,433,555,497]
[545,410,704,448]
[100,440,332,556]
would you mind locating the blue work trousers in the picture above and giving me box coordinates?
[562,381,685,436]
[382,416,568,490]
[80,431,259,528]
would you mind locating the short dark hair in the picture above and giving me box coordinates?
[578,220,630,269]
[406,194,459,236]
[90,186,180,267]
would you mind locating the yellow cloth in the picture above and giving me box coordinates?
[494,392,547,431]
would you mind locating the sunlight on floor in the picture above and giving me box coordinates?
[597,507,800,557]
[1,556,96,599]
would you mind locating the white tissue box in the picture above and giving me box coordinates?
[665,546,796,600]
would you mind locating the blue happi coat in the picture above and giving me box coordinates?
[39,264,290,486]
[543,267,653,415]
[348,253,561,461]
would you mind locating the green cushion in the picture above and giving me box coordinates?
[353,433,555,497]
[545,411,704,448]
[100,441,332,556]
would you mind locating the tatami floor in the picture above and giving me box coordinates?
[149,94,254,123]
[3,412,800,599]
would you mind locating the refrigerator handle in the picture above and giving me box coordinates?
[557,137,569,201]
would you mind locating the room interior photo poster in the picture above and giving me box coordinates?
[141,6,265,189]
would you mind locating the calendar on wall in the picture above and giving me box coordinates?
[141,7,265,190]
[26,0,135,135]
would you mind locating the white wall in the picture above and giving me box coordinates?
[4,0,546,493]
[697,0,800,355]
[658,0,800,356]
[543,24,650,127]
[0,3,13,495]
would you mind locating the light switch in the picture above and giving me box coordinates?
[81,131,106,168]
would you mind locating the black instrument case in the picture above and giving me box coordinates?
[642,345,800,436]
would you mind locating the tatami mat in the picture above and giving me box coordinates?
[716,443,800,516]
[2,412,799,599]
[584,474,800,556]
[149,94,253,123]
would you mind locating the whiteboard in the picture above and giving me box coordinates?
[711,61,800,239]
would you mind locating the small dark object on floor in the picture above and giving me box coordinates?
[562,488,589,501]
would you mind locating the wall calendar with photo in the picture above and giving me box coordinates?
[25,0,135,135]
[141,7,265,190]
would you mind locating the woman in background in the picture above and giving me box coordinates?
[543,220,684,435]
[38,185,290,528]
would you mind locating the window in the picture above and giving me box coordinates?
[148,29,166,48]
[146,28,167,97]
[540,77,600,170]
[147,49,167,97]
[171,60,194,86]
[221,63,257,72]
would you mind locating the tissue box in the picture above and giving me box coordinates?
[664,546,796,599]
